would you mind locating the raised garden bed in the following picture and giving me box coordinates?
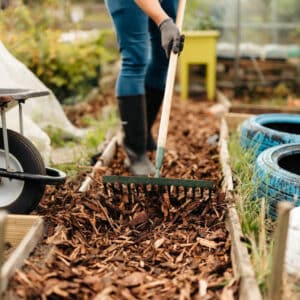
[0,215,44,293]
[5,94,262,299]
[219,87,300,115]
[225,109,300,299]
[229,102,300,115]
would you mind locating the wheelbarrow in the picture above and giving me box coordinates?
[0,88,66,214]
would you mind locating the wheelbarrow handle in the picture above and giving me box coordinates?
[0,167,66,185]
[0,88,50,102]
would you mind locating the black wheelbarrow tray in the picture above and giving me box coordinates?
[0,88,66,214]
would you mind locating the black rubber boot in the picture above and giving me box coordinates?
[118,95,155,176]
[145,86,164,151]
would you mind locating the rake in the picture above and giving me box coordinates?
[103,0,215,201]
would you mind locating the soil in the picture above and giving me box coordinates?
[6,93,238,299]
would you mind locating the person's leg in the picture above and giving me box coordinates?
[145,0,178,150]
[105,0,149,97]
[105,0,154,175]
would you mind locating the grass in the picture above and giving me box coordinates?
[228,127,300,299]
[80,108,118,153]
[47,104,118,178]
[51,162,87,179]
[44,127,80,149]
[228,131,274,295]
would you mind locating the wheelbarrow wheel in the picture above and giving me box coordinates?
[0,129,46,214]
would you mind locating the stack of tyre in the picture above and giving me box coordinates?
[240,113,300,218]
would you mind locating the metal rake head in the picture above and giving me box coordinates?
[102,175,215,201]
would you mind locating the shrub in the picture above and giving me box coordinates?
[0,4,116,103]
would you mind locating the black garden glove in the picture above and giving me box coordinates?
[159,18,185,58]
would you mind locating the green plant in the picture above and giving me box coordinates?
[81,107,118,155]
[228,132,274,295]
[52,162,86,179]
[44,127,80,148]
[48,104,118,167]
[184,0,219,30]
[0,4,117,103]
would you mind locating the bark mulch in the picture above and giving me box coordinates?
[7,95,238,299]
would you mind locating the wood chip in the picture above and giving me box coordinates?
[7,95,237,299]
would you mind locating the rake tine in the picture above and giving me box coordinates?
[175,186,179,198]
[102,176,215,201]
[104,183,108,194]
[159,185,164,195]
[192,187,196,200]
[119,183,124,195]
[126,184,132,198]
[141,184,144,196]
[184,187,188,198]
[134,184,139,198]
[150,184,154,193]
[112,183,118,195]
[167,186,171,198]
[151,184,157,193]
[156,185,160,194]
[142,184,147,196]
[132,184,138,202]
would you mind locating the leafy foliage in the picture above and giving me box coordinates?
[0,3,116,103]
[184,0,218,30]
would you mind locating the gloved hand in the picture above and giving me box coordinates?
[159,18,185,58]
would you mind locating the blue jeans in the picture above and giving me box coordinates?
[105,0,178,97]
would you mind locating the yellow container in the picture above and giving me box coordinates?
[180,30,219,100]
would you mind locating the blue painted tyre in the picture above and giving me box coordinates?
[254,143,300,218]
[240,113,300,157]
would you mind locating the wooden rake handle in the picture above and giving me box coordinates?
[156,0,187,149]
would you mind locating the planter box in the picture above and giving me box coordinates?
[180,30,219,100]
[0,215,44,292]
[225,112,254,132]
[219,109,262,300]
[230,102,300,115]
[81,108,262,300]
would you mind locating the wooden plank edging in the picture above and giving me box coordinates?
[1,216,44,293]
[225,112,254,133]
[219,117,262,300]
[79,134,121,192]
[81,100,261,297]
[219,118,234,191]
[0,211,7,299]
